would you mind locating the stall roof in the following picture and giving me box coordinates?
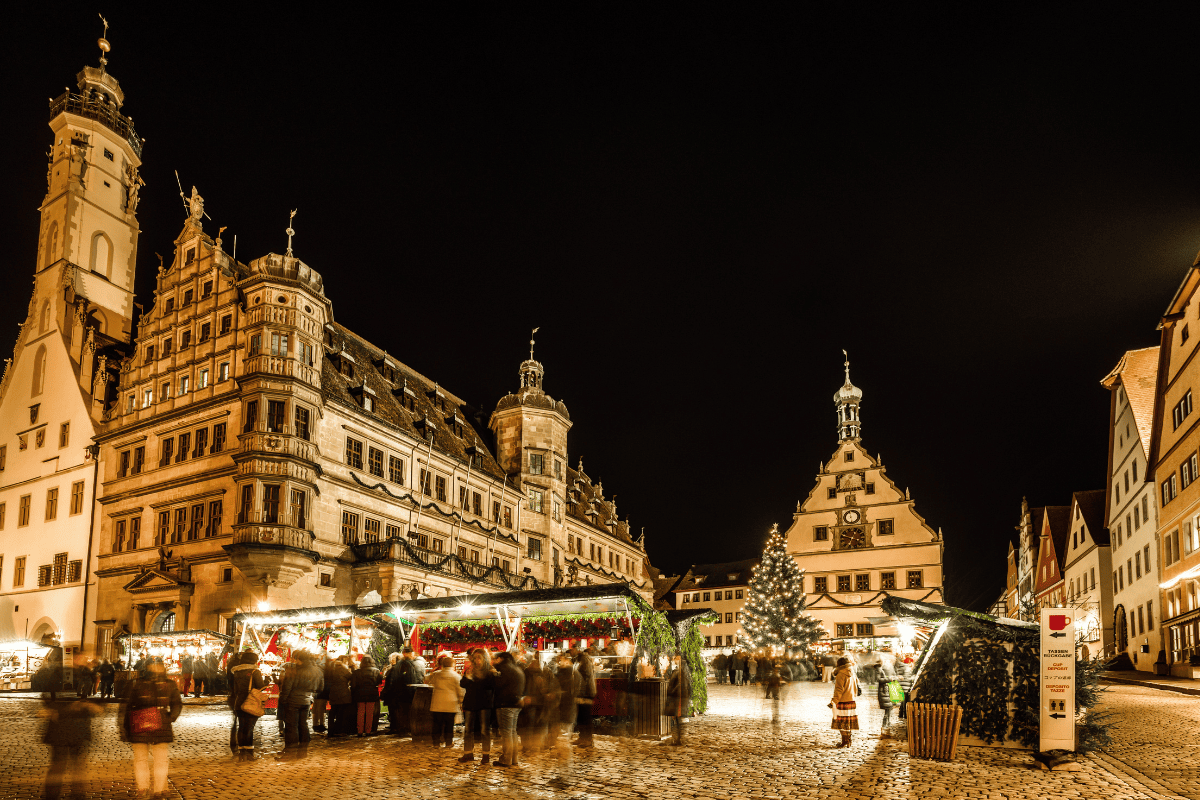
[232,583,646,629]
[114,629,232,641]
[880,596,1038,631]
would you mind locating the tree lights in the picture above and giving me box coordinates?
[738,525,825,657]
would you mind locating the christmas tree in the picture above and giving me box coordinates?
[738,524,825,657]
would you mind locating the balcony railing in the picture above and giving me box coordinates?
[239,430,319,462]
[233,508,313,530]
[49,92,143,156]
[242,354,320,386]
[350,537,540,591]
[231,526,315,550]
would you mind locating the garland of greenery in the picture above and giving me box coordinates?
[629,594,677,675]
[682,612,718,715]
[955,639,1012,744]
[1009,640,1040,748]
[366,624,398,668]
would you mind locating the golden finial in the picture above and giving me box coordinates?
[97,14,111,69]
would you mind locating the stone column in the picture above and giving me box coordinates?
[179,601,191,631]
[133,603,150,634]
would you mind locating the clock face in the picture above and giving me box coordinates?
[843,509,861,524]
[840,527,865,549]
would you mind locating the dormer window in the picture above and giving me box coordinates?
[323,324,337,349]
[427,387,446,411]
[394,378,417,412]
[377,358,398,383]
[446,413,466,438]
[466,442,486,469]
[415,416,437,441]
[351,383,377,413]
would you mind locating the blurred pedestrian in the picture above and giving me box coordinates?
[877,661,899,732]
[119,658,183,796]
[713,651,728,685]
[311,653,330,733]
[74,656,94,699]
[41,694,101,800]
[97,658,116,699]
[573,650,596,748]
[547,652,580,788]
[229,652,266,760]
[278,650,324,755]
[665,654,691,745]
[747,654,758,684]
[492,651,526,767]
[428,655,463,748]
[519,655,547,753]
[458,648,496,764]
[830,656,859,748]
[180,654,194,697]
[351,656,380,737]
[192,657,210,697]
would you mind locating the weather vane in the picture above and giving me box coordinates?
[286,209,297,257]
[98,14,110,68]
[530,326,539,361]
[843,348,850,380]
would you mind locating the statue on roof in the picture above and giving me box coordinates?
[187,187,204,224]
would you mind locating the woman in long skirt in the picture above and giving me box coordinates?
[829,656,859,748]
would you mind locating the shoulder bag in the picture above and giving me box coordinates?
[240,686,266,717]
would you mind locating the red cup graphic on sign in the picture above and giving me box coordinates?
[1049,615,1071,630]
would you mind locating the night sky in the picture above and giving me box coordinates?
[5,7,1200,610]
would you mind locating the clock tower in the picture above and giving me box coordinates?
[781,356,945,650]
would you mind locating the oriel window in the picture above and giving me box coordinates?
[290,489,307,529]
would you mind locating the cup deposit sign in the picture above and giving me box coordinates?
[1039,608,1076,752]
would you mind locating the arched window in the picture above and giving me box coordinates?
[39,301,50,334]
[154,612,176,633]
[31,345,47,397]
[91,232,112,279]
[45,222,59,268]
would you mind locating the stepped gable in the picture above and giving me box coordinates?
[1073,489,1109,546]
[321,322,507,482]
[564,464,633,544]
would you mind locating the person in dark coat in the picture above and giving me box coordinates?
[180,654,194,697]
[712,651,728,684]
[458,648,497,763]
[311,653,330,733]
[351,656,381,736]
[491,651,526,767]
[74,658,94,699]
[119,658,183,795]
[665,655,692,745]
[191,657,210,697]
[97,659,117,699]
[41,695,101,800]
[229,652,266,759]
[277,650,325,752]
[389,648,418,736]
[326,656,354,736]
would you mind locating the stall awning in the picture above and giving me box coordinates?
[115,629,232,642]
[362,582,644,625]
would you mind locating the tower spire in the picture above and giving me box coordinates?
[97,14,111,70]
[530,326,539,361]
[833,350,863,442]
[285,209,297,257]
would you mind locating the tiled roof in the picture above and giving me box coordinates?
[564,464,635,545]
[1101,346,1159,449]
[677,558,760,590]
[322,322,508,483]
[1073,489,1109,546]
[1045,505,1072,570]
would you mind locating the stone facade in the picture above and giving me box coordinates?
[672,559,757,651]
[0,51,142,653]
[74,90,654,658]
[1149,262,1200,675]
[1062,489,1113,659]
[784,360,944,646]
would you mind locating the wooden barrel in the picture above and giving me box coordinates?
[410,684,433,738]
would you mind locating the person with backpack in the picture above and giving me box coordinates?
[119,658,183,795]
[229,652,267,760]
[877,662,902,732]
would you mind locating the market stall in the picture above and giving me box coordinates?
[116,629,232,694]
[0,639,53,691]
[230,606,407,714]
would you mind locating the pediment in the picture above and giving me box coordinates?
[123,569,193,593]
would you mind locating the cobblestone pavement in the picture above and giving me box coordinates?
[1,681,1196,800]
